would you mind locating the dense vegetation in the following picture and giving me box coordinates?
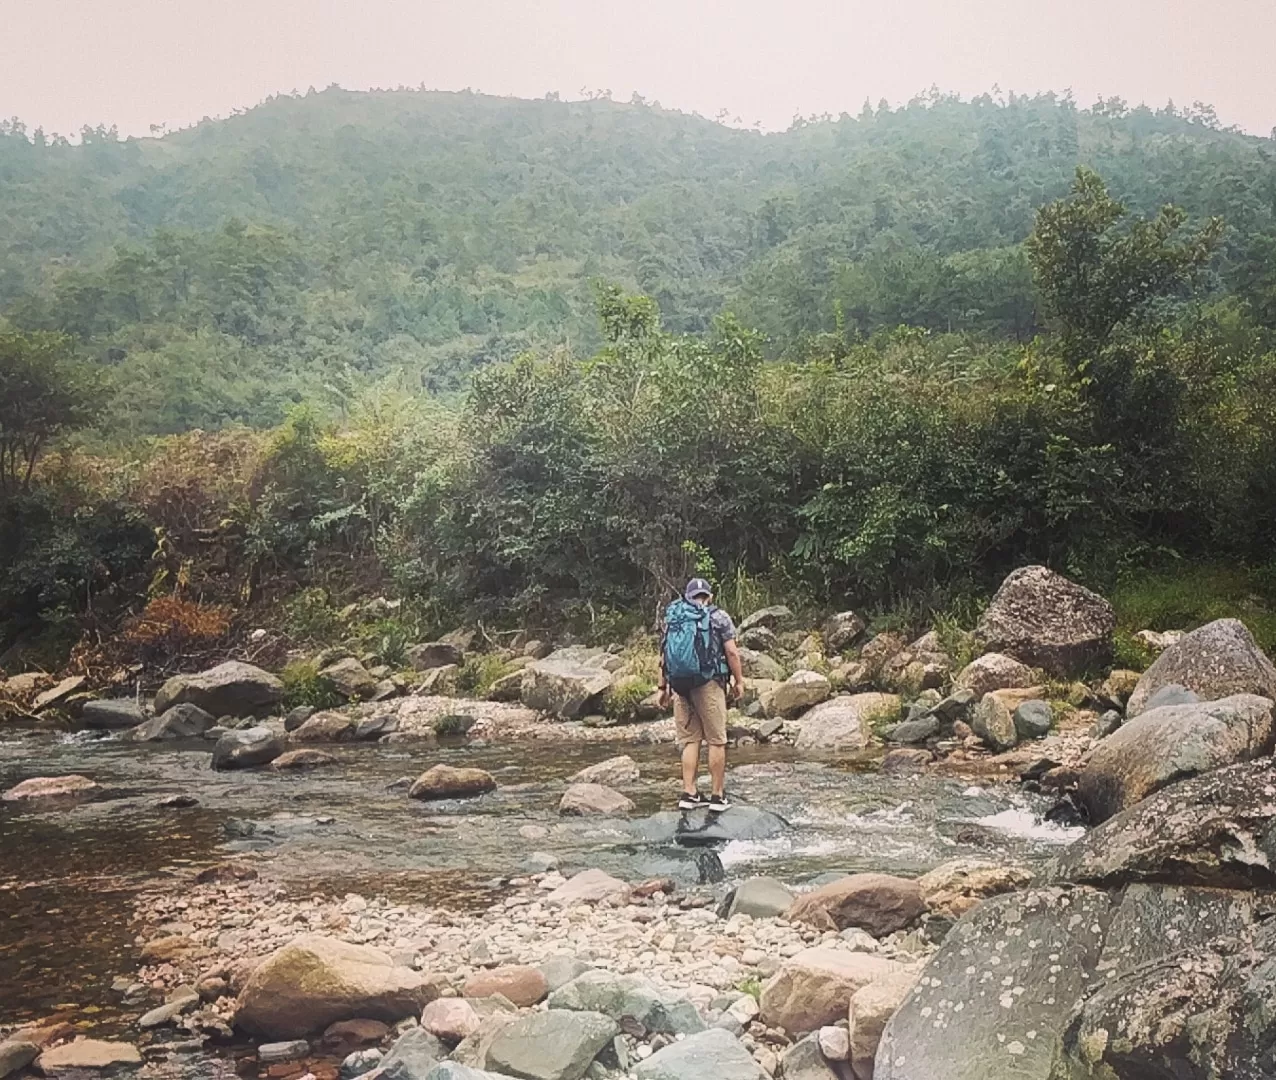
[3,88,1276,669]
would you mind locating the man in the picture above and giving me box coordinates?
[658,577,745,812]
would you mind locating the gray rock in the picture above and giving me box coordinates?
[484,1009,617,1080]
[794,693,898,751]
[823,611,867,653]
[132,703,215,740]
[875,887,1114,1080]
[727,877,795,919]
[320,657,378,700]
[974,565,1115,675]
[779,1033,840,1080]
[953,653,1037,698]
[738,606,795,634]
[1127,618,1276,716]
[406,642,464,671]
[1052,755,1276,890]
[138,986,198,1028]
[522,648,615,719]
[284,706,315,732]
[738,626,780,653]
[634,1027,765,1080]
[0,1041,39,1079]
[886,716,938,744]
[625,806,788,847]
[766,671,832,720]
[210,727,285,771]
[1141,682,1201,711]
[154,661,284,718]
[737,648,784,682]
[82,698,146,729]
[423,1065,508,1080]
[928,687,976,724]
[1076,692,1274,823]
[548,970,704,1036]
[1012,699,1052,739]
[969,691,1018,751]
[379,1028,446,1080]
[1089,709,1123,739]
[341,1048,384,1078]
[258,1041,310,1063]
[539,956,594,993]
[354,714,399,741]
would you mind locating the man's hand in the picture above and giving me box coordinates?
[728,675,744,704]
[658,685,673,711]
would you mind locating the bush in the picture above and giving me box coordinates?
[433,713,476,736]
[455,653,511,697]
[280,659,344,710]
[117,596,233,669]
[604,677,657,723]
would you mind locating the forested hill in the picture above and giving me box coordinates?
[2,87,1275,434]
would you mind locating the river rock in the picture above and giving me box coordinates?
[916,858,1034,918]
[484,1009,616,1080]
[1052,755,1276,889]
[539,957,593,993]
[764,670,830,719]
[969,687,1044,752]
[320,656,378,700]
[859,633,906,677]
[558,782,635,816]
[283,705,314,731]
[974,565,1115,675]
[235,935,437,1039]
[1142,682,1200,710]
[272,748,339,770]
[322,1018,389,1049]
[36,1039,142,1073]
[1076,692,1275,823]
[568,755,640,785]
[421,998,481,1043]
[211,727,285,770]
[522,649,614,719]
[625,805,789,846]
[780,1033,841,1080]
[1135,628,1187,653]
[32,674,85,711]
[953,653,1036,698]
[794,693,899,751]
[258,1040,310,1063]
[848,971,918,1080]
[464,966,548,1007]
[409,765,496,800]
[545,869,631,907]
[0,1041,38,1079]
[423,1065,506,1080]
[727,877,795,919]
[81,698,146,729]
[824,612,867,653]
[739,605,795,633]
[154,661,284,718]
[787,874,926,937]
[486,669,527,702]
[738,648,784,681]
[2,775,98,801]
[1126,618,1276,717]
[874,886,1114,1080]
[635,1026,765,1080]
[379,1027,446,1079]
[292,711,357,742]
[1012,699,1052,739]
[739,625,780,653]
[885,716,938,744]
[548,970,704,1036]
[407,642,464,671]
[131,703,215,740]
[880,748,931,775]
[1099,667,1141,705]
[760,947,906,1034]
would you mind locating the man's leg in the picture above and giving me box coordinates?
[707,743,727,797]
[681,739,701,795]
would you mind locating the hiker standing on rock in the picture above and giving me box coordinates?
[658,577,745,812]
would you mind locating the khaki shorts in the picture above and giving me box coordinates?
[673,682,728,747]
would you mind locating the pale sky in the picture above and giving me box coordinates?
[3,0,1274,138]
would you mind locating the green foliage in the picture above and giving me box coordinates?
[280,659,343,710]
[455,654,511,698]
[1111,565,1276,655]
[1112,628,1157,673]
[433,713,476,736]
[735,976,763,1002]
[283,588,344,643]
[604,678,657,724]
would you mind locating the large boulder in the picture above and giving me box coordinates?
[568,755,640,785]
[766,671,831,719]
[824,611,868,654]
[859,634,906,678]
[154,661,284,718]
[234,935,437,1039]
[407,642,464,671]
[916,858,1034,919]
[738,648,784,681]
[522,648,614,719]
[3,775,98,801]
[1076,692,1275,823]
[210,727,285,771]
[974,565,1115,675]
[1126,618,1276,717]
[848,971,919,1080]
[1052,755,1276,890]
[794,693,899,752]
[738,605,795,634]
[131,703,215,741]
[81,698,146,729]
[548,969,704,1036]
[953,653,1036,698]
[409,765,496,801]
[319,657,378,700]
[483,1009,617,1080]
[558,783,635,817]
[634,1027,766,1080]
[291,711,357,742]
[787,874,926,937]
[727,877,795,919]
[624,805,789,846]
[760,947,906,1035]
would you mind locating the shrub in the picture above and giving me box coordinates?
[604,677,657,723]
[280,659,343,710]
[117,596,233,668]
[433,713,476,736]
[455,653,511,697]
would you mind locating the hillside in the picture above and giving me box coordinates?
[2,88,1275,434]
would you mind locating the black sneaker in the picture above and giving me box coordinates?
[678,791,708,810]
[707,793,732,813]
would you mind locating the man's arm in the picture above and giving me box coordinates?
[723,639,744,701]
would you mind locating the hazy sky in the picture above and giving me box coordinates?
[4,0,1275,138]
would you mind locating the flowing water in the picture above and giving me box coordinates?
[0,723,1081,1040]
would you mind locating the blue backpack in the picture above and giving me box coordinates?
[662,598,725,695]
